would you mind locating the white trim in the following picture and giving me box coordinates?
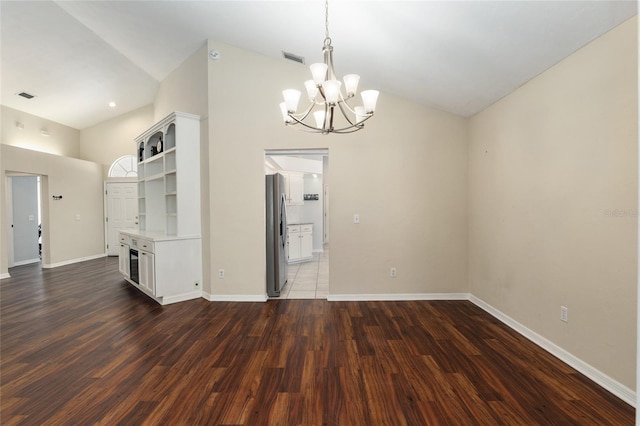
[202,292,268,302]
[42,253,106,269]
[12,258,40,267]
[0,273,10,280]
[327,293,470,302]
[160,291,202,305]
[469,294,636,407]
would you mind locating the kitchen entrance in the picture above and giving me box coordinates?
[265,149,329,299]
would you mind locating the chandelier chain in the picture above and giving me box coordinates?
[325,0,330,41]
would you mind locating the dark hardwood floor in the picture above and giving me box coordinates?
[1,257,634,425]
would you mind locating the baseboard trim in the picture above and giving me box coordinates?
[161,291,203,305]
[468,294,636,407]
[202,292,268,302]
[0,272,11,280]
[43,253,107,269]
[13,258,40,267]
[327,293,470,302]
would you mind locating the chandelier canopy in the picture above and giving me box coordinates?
[279,1,379,135]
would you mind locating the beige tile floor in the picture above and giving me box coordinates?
[279,248,329,299]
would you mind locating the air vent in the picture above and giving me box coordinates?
[17,92,35,99]
[282,51,305,65]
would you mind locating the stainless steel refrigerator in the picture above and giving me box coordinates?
[266,173,288,297]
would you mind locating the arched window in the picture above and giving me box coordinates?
[108,155,138,178]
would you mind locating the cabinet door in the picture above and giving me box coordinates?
[119,244,130,277]
[288,231,301,262]
[300,231,313,259]
[288,175,304,205]
[138,251,155,294]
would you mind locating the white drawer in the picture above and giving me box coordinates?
[131,238,154,252]
[301,224,313,233]
[119,234,129,244]
[287,225,301,233]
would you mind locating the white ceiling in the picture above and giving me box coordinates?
[1,1,636,130]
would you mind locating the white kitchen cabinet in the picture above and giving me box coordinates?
[138,250,155,294]
[300,224,313,260]
[287,224,313,263]
[120,231,202,305]
[119,241,130,278]
[283,172,304,205]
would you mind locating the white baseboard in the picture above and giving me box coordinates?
[0,272,10,280]
[161,291,203,305]
[469,294,636,407]
[202,292,268,302]
[327,293,470,302]
[42,253,107,269]
[13,258,40,267]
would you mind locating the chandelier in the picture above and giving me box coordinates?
[279,0,379,135]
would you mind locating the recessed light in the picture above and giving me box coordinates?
[108,101,117,108]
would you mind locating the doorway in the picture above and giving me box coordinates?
[265,149,329,299]
[7,175,42,267]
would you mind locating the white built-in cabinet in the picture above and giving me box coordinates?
[287,224,313,263]
[118,237,130,278]
[282,172,304,205]
[118,112,202,305]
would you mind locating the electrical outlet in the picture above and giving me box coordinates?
[218,269,225,279]
[560,306,568,323]
[390,267,397,278]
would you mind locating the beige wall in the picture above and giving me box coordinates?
[1,105,80,158]
[79,105,154,171]
[1,145,105,275]
[206,41,468,297]
[154,43,209,122]
[468,17,638,389]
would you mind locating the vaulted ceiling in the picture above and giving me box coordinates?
[1,1,636,130]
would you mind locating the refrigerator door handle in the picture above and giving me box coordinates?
[280,193,288,248]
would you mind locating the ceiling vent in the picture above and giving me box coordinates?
[282,51,305,65]
[17,92,35,99]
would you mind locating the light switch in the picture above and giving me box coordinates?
[28,215,35,221]
[75,214,81,221]
[353,214,360,224]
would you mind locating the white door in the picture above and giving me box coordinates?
[106,182,138,256]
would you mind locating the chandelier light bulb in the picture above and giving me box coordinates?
[355,106,367,123]
[361,90,380,113]
[313,110,326,128]
[304,80,318,101]
[322,80,342,104]
[282,89,301,113]
[343,74,360,97]
[310,63,328,85]
[279,102,293,123]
